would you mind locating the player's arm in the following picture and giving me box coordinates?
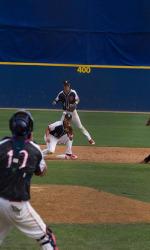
[34,148,48,176]
[74,90,80,105]
[66,125,74,141]
[45,127,51,143]
[69,90,80,111]
[35,158,47,176]
[45,122,58,143]
[52,91,61,105]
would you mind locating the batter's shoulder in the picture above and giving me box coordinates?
[0,137,11,145]
[0,137,12,155]
[27,141,43,158]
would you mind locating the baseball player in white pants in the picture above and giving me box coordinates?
[0,199,55,250]
[43,113,77,160]
[52,80,95,145]
[0,110,58,250]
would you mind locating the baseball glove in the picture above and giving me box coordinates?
[65,126,74,140]
[68,103,77,112]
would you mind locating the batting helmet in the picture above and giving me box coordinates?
[64,113,72,120]
[9,110,33,137]
[63,80,71,88]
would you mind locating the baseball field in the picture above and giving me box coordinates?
[2,109,150,249]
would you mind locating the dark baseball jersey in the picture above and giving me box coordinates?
[54,89,79,111]
[48,121,66,138]
[0,137,46,201]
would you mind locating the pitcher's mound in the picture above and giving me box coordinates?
[31,185,150,224]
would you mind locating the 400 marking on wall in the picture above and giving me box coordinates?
[77,66,91,73]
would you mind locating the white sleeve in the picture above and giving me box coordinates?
[73,90,80,104]
[55,91,62,102]
[30,141,47,174]
[49,121,62,131]
[39,158,47,173]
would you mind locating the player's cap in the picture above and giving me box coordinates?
[9,110,33,137]
[64,113,72,120]
[63,80,71,87]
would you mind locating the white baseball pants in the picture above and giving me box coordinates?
[61,109,92,141]
[43,134,72,156]
[0,197,53,250]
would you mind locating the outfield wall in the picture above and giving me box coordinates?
[0,64,150,111]
[0,0,149,65]
[0,1,149,111]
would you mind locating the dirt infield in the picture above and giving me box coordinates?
[32,145,150,224]
[31,185,150,224]
[41,145,150,163]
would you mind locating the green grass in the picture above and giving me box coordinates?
[1,109,150,249]
[32,161,150,203]
[34,110,150,147]
[3,161,150,249]
[3,224,150,250]
[0,108,150,147]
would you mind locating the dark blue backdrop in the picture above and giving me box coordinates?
[0,0,149,65]
[0,1,149,111]
[0,64,149,111]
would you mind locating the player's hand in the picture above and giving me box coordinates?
[34,165,47,176]
[52,101,56,105]
[68,133,73,140]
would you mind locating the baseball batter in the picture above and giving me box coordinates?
[52,80,95,145]
[43,113,77,160]
[0,110,58,250]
